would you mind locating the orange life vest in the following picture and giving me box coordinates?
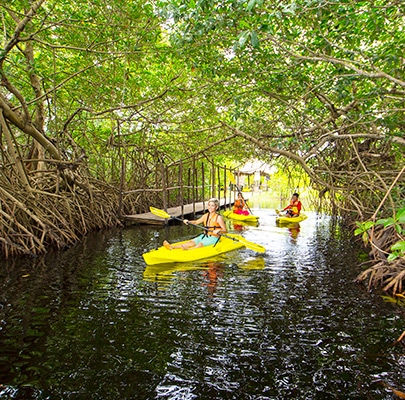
[205,213,221,236]
[284,200,301,215]
[233,199,245,211]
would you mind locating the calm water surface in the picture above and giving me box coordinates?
[1,207,405,399]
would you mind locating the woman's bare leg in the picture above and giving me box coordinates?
[163,240,197,250]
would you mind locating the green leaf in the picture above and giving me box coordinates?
[364,221,375,230]
[384,218,395,228]
[282,2,297,14]
[355,221,374,231]
[251,31,259,48]
[246,0,256,12]
[237,31,250,48]
[391,241,405,252]
[376,217,395,228]
[388,253,399,262]
[397,208,405,223]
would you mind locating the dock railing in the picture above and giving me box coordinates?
[119,156,246,223]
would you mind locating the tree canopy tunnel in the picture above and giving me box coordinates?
[0,0,404,257]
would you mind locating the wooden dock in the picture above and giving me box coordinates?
[121,193,251,225]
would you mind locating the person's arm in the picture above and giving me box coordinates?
[297,202,302,212]
[184,213,206,225]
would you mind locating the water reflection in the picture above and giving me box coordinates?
[202,262,224,297]
[143,257,265,290]
[0,211,404,399]
[143,262,206,287]
[274,221,302,240]
[231,220,259,232]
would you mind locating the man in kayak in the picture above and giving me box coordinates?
[233,192,249,215]
[278,193,302,218]
[163,198,227,250]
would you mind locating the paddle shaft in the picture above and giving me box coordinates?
[171,215,233,241]
[171,215,264,250]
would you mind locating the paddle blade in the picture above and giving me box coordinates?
[238,237,266,253]
[226,233,266,253]
[227,171,236,184]
[150,207,171,219]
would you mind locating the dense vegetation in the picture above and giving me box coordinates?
[0,0,403,258]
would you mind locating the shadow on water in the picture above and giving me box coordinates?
[1,209,405,399]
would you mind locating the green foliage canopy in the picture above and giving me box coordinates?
[0,0,404,218]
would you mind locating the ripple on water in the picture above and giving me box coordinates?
[0,212,403,399]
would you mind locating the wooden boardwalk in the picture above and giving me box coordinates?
[121,193,251,225]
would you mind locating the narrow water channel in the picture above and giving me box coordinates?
[1,208,405,399]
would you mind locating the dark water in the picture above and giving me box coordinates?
[1,209,405,399]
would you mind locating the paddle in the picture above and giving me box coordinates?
[150,207,266,253]
[227,171,253,215]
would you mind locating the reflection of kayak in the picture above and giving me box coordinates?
[143,263,203,282]
[232,218,259,230]
[223,210,259,222]
[239,257,265,270]
[276,214,308,224]
[232,220,259,232]
[142,233,245,265]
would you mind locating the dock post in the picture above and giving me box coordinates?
[192,157,196,217]
[201,162,205,212]
[118,156,125,217]
[179,160,184,218]
[223,165,227,210]
[161,163,167,214]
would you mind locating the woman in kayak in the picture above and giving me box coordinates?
[278,193,302,218]
[233,192,249,215]
[163,198,227,250]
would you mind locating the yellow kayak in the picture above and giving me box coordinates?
[276,213,308,224]
[223,210,259,222]
[142,233,245,265]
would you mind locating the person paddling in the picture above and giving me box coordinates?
[278,193,302,218]
[163,198,227,250]
[233,192,249,215]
